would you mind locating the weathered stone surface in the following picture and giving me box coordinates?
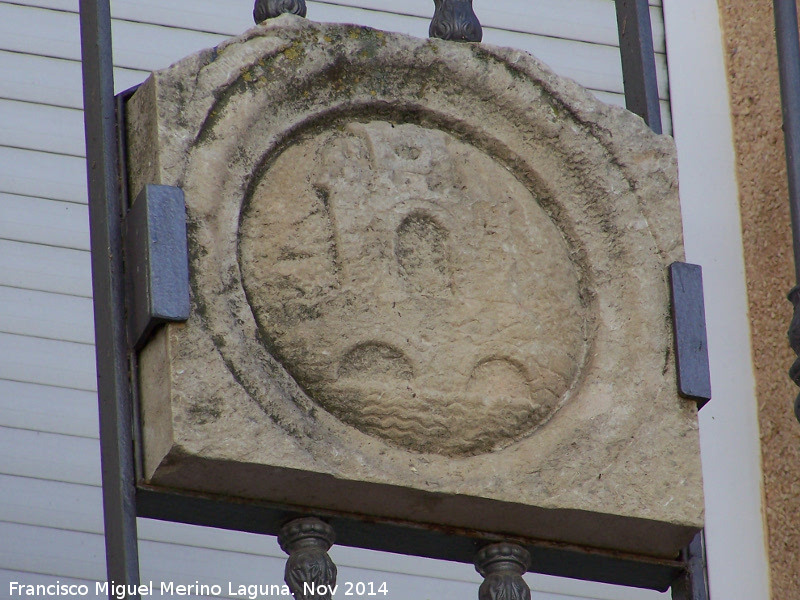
[128,15,702,559]
[239,121,585,456]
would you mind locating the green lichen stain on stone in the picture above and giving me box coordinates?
[283,45,302,61]
[354,28,386,60]
[188,396,223,425]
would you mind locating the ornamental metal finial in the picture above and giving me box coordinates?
[787,285,800,423]
[254,0,307,23]
[474,543,532,600]
[430,0,483,43]
[279,518,338,600]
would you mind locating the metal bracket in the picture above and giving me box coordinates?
[123,184,190,350]
[669,262,712,408]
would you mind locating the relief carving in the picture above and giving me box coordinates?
[239,122,588,456]
[130,19,701,559]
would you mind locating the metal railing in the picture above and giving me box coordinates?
[78,1,697,598]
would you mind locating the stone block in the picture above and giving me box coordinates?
[127,15,702,559]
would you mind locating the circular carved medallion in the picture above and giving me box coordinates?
[239,121,586,455]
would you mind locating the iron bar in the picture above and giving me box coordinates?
[79,0,142,595]
[614,0,662,133]
[772,0,800,422]
[670,532,710,600]
[774,0,800,284]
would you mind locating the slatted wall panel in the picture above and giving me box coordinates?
[0,1,668,597]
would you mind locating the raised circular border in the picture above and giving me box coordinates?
[170,17,683,481]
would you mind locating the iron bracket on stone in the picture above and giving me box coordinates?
[253,0,307,23]
[669,262,712,409]
[474,543,532,600]
[279,518,338,600]
[429,0,482,43]
[123,184,190,350]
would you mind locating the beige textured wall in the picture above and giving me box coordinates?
[717,1,800,595]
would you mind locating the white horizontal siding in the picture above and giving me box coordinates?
[0,523,106,581]
[0,286,94,344]
[0,99,85,157]
[0,4,673,180]
[0,333,96,391]
[485,25,668,98]
[0,1,670,599]
[0,239,91,297]
[0,193,89,251]
[0,426,100,485]
[0,381,98,438]
[0,147,87,203]
[0,3,227,71]
[1,475,102,533]
[0,50,149,109]
[1,571,108,600]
